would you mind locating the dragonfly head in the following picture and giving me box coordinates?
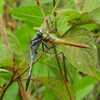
[36,30,43,37]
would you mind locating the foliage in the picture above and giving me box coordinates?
[0,0,100,100]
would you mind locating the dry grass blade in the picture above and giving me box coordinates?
[0,17,8,47]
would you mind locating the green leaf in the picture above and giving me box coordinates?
[57,9,80,34]
[0,44,13,67]
[80,23,98,31]
[15,24,34,52]
[0,69,12,80]
[39,0,52,4]
[10,5,42,26]
[76,0,100,12]
[57,9,80,19]
[73,76,97,100]
[83,0,100,12]
[21,0,34,6]
[3,82,19,100]
[0,69,12,86]
[43,87,57,100]
[7,30,23,55]
[44,79,73,100]
[89,7,100,24]
[0,0,4,15]
[62,28,97,75]
[32,54,55,77]
[59,0,75,9]
[0,30,25,68]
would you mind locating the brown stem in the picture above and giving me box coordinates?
[17,78,29,100]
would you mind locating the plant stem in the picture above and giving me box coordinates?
[17,78,29,100]
[53,0,56,7]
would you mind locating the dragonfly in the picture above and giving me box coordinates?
[25,25,89,91]
[25,0,89,91]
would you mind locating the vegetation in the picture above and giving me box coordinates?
[0,0,100,100]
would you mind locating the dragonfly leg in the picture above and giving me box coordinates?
[53,50,68,81]
[57,52,68,81]
[53,45,73,99]
[56,52,75,83]
[42,42,45,52]
[42,41,50,53]
[53,45,63,76]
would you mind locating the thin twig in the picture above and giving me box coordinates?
[52,0,57,32]
[52,0,60,15]
[35,0,45,19]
